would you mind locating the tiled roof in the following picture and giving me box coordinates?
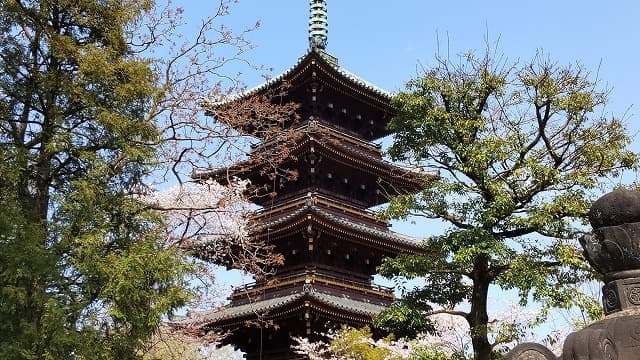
[253,197,423,249]
[204,48,392,107]
[308,132,433,186]
[197,288,387,323]
[314,206,422,247]
[195,125,433,190]
[319,51,393,99]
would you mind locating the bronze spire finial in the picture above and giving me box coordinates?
[308,0,328,49]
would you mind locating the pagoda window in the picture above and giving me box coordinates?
[338,108,348,126]
[323,103,335,123]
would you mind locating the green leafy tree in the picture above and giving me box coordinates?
[376,49,638,360]
[292,326,467,360]
[0,1,192,358]
[0,0,293,357]
[329,327,394,360]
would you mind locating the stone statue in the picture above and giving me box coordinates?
[508,343,557,360]
[507,188,640,360]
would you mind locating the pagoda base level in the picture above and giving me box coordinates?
[224,327,307,360]
[221,314,354,360]
[206,288,388,359]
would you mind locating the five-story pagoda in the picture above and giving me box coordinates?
[193,1,431,358]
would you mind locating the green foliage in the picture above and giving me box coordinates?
[0,1,190,358]
[139,327,211,360]
[374,293,437,339]
[379,49,638,359]
[330,326,393,360]
[325,327,467,360]
[411,348,468,360]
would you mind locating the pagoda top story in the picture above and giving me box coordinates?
[204,0,398,142]
[197,0,435,208]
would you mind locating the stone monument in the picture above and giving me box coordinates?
[508,188,640,360]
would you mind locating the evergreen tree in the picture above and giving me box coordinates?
[0,1,189,358]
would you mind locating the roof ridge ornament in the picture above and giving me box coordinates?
[308,0,328,50]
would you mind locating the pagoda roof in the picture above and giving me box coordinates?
[299,125,430,190]
[205,48,393,109]
[251,121,384,155]
[252,193,424,253]
[194,288,387,325]
[196,123,435,204]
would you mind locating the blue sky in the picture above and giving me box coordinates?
[193,0,640,235]
[179,0,640,338]
[197,0,640,157]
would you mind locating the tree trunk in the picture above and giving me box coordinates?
[469,255,492,360]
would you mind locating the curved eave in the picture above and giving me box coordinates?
[252,202,425,254]
[203,48,393,112]
[186,289,386,329]
[305,136,435,192]
[191,159,258,183]
[192,133,436,195]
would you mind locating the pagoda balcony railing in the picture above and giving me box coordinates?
[249,121,383,155]
[257,187,371,211]
[230,270,394,300]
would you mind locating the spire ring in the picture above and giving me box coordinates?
[309,0,328,49]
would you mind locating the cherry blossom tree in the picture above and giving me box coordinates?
[137,0,297,265]
[131,0,299,183]
[292,304,555,359]
[145,177,284,279]
[140,326,244,360]
[120,0,297,277]
[135,0,296,349]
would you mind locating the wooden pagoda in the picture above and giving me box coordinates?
[192,1,432,358]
